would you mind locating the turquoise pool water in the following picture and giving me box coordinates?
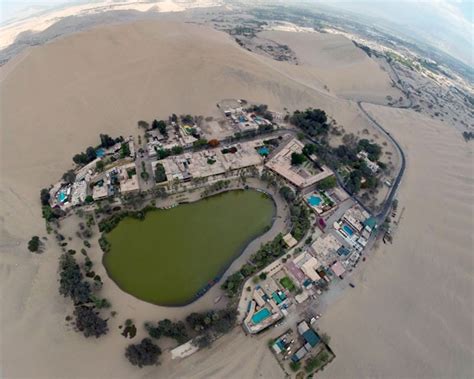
[272,292,282,304]
[57,191,67,203]
[342,224,355,236]
[96,148,106,157]
[252,308,271,324]
[308,195,322,206]
[257,146,270,156]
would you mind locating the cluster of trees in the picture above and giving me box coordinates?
[301,138,383,195]
[221,234,286,297]
[155,145,184,160]
[291,152,306,166]
[145,319,188,344]
[151,119,167,136]
[279,186,296,202]
[98,213,127,234]
[72,134,124,165]
[181,114,194,124]
[229,122,275,144]
[132,308,237,368]
[279,186,311,241]
[358,139,382,161]
[316,176,336,191]
[201,180,231,197]
[289,108,329,137]
[59,253,92,304]
[58,253,109,338]
[40,188,50,206]
[62,169,76,184]
[97,207,154,234]
[186,308,237,335]
[154,163,167,183]
[73,146,97,165]
[74,305,109,338]
[28,236,41,252]
[41,203,64,222]
[193,138,209,149]
[246,104,273,121]
[289,361,301,372]
[120,142,130,159]
[289,203,311,241]
[99,134,117,149]
[125,338,161,368]
[39,187,65,222]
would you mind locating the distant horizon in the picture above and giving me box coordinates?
[1,0,472,66]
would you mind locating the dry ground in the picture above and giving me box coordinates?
[2,20,470,379]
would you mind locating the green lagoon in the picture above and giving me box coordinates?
[103,190,275,306]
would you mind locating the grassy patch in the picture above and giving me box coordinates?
[304,346,334,374]
[280,276,296,292]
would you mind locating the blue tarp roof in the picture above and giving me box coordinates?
[364,217,377,229]
[337,246,351,256]
[302,329,321,347]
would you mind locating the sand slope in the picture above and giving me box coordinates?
[0,20,433,378]
[319,105,474,378]
[260,30,400,103]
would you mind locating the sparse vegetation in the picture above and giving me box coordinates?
[145,319,188,344]
[125,338,161,368]
[27,236,41,252]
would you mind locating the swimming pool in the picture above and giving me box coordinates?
[251,308,271,324]
[257,146,270,156]
[308,195,322,207]
[342,224,355,236]
[96,148,106,158]
[57,190,67,203]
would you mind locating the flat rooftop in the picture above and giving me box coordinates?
[155,140,264,182]
[265,138,332,189]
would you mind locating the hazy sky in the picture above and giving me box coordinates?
[1,0,472,64]
[0,0,88,23]
[317,0,473,65]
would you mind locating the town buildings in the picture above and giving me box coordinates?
[265,138,333,190]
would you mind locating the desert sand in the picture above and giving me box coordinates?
[259,30,400,104]
[1,20,472,378]
[319,104,474,378]
[0,0,222,50]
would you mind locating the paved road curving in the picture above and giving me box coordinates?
[357,101,406,223]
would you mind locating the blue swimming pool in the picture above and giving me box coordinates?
[342,224,355,236]
[257,146,270,156]
[96,148,106,158]
[57,191,67,203]
[308,195,322,207]
[252,308,271,324]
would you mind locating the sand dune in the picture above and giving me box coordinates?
[260,30,400,103]
[1,19,465,379]
[319,105,474,378]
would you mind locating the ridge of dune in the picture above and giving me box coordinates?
[2,18,470,379]
[0,19,397,378]
[259,30,400,103]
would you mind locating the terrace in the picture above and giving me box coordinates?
[265,138,332,190]
[154,140,265,184]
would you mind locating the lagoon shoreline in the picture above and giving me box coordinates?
[100,186,283,308]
